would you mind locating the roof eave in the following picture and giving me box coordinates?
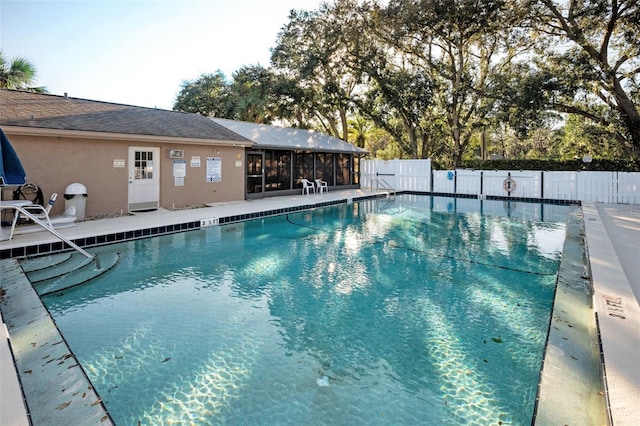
[252,144,368,154]
[0,126,254,147]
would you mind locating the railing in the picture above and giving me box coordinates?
[371,176,396,198]
[10,206,100,269]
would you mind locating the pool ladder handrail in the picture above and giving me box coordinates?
[371,177,396,198]
[10,205,100,269]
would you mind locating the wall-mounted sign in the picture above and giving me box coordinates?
[168,149,184,158]
[191,156,201,167]
[206,157,222,182]
[173,160,186,178]
[113,159,125,168]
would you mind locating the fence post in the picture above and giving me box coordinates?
[454,170,457,195]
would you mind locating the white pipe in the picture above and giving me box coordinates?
[11,206,99,269]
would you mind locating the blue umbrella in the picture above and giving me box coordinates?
[0,128,27,186]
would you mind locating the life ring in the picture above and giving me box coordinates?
[503,178,516,193]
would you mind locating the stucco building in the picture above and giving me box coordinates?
[0,90,366,218]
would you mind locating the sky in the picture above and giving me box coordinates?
[1,0,326,110]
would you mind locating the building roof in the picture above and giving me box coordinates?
[212,118,368,154]
[0,90,250,143]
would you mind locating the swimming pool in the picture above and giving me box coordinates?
[42,195,570,424]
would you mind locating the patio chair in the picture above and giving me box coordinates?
[315,179,328,194]
[2,193,56,240]
[16,192,57,224]
[301,178,315,195]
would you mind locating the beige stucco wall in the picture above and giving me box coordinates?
[4,132,246,218]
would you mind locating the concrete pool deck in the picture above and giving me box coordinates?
[582,202,640,425]
[1,190,639,424]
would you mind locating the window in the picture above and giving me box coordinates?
[265,151,292,191]
[246,152,263,194]
[134,151,154,179]
[316,153,334,186]
[352,156,360,185]
[336,154,351,185]
[294,152,314,187]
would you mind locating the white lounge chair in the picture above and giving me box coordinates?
[11,193,78,236]
[14,192,56,228]
[21,192,57,221]
[315,179,328,194]
[1,194,55,240]
[301,178,315,195]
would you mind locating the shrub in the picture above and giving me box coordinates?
[460,158,640,172]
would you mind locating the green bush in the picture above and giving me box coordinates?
[460,158,640,172]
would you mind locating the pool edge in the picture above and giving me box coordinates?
[0,258,114,425]
[2,192,637,424]
[582,201,640,426]
[534,205,606,425]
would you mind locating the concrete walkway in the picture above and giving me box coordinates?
[1,192,639,424]
[582,202,640,425]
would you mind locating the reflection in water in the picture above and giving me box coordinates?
[43,195,568,425]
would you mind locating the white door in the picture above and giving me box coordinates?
[128,147,160,211]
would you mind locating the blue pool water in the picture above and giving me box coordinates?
[42,195,570,425]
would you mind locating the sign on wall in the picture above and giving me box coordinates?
[173,160,186,187]
[173,160,186,178]
[206,157,222,182]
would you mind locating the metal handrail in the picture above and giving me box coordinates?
[10,206,100,269]
[371,177,396,198]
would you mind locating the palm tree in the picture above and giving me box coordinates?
[347,116,373,148]
[0,50,46,92]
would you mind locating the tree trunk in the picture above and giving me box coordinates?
[340,108,349,142]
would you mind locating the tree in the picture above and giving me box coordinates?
[376,0,518,166]
[347,115,373,148]
[556,113,630,159]
[0,50,46,92]
[352,62,436,159]
[524,0,640,153]
[271,4,361,140]
[174,67,278,123]
[173,71,231,116]
[489,63,563,139]
[227,65,277,123]
[272,0,441,158]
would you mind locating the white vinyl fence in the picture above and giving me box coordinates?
[361,159,432,192]
[362,160,640,205]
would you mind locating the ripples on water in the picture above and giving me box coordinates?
[43,195,569,425]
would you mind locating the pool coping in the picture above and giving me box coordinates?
[0,258,113,425]
[534,205,606,424]
[581,202,640,425]
[1,190,639,424]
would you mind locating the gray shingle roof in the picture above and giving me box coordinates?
[0,90,250,143]
[212,118,368,154]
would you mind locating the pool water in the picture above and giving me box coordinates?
[42,195,570,425]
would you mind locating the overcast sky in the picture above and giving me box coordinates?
[1,0,325,109]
